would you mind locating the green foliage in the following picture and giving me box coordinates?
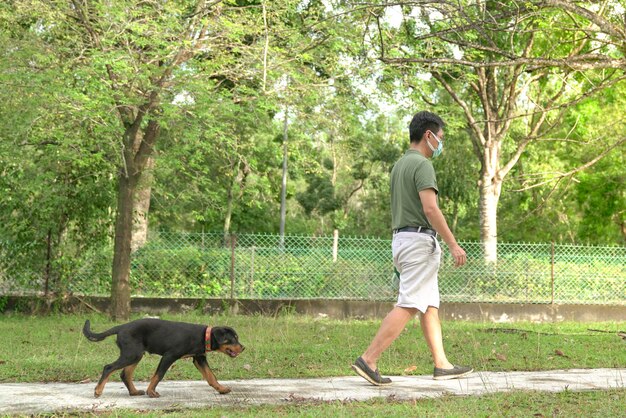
[1,0,625,282]
[575,161,625,244]
[0,3,117,282]
[296,175,341,216]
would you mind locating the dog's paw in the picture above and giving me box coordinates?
[147,390,160,398]
[218,386,231,394]
[130,390,146,396]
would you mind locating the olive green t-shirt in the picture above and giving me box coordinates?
[390,149,438,230]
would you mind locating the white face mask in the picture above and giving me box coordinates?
[426,131,443,158]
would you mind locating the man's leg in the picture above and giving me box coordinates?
[419,306,453,369]
[361,306,417,371]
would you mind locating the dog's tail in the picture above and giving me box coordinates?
[82,320,122,342]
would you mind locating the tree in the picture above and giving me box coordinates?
[147,0,353,237]
[149,88,279,235]
[0,2,116,295]
[351,1,626,260]
[4,0,281,319]
[68,1,232,319]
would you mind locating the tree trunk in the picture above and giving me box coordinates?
[478,172,502,264]
[279,108,288,250]
[110,119,159,321]
[111,172,137,321]
[224,180,234,241]
[131,156,154,253]
[43,229,52,296]
[451,200,459,235]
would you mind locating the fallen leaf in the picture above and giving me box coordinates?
[404,365,418,373]
[555,349,568,358]
[243,364,252,371]
[79,378,91,384]
[496,353,507,361]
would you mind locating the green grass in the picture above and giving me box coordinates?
[0,312,623,383]
[67,390,626,417]
[0,313,624,416]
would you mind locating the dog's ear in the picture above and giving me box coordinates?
[212,327,238,345]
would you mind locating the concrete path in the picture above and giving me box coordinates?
[1,368,624,415]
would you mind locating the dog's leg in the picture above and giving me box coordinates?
[146,354,177,398]
[94,355,141,398]
[193,355,231,394]
[121,361,145,396]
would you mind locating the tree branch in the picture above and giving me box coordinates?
[536,0,626,40]
[512,137,626,191]
[431,71,485,159]
[382,55,626,71]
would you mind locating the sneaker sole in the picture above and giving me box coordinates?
[433,368,474,380]
[351,364,392,386]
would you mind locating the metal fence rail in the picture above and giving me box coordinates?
[1,232,624,305]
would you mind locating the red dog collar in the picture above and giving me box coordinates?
[205,326,212,352]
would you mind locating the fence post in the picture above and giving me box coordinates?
[551,241,555,305]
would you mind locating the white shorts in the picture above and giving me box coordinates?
[392,231,442,313]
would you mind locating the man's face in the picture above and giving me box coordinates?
[426,129,444,158]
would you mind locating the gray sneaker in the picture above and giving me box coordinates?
[433,365,474,380]
[352,357,392,386]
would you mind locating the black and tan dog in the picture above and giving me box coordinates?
[83,318,244,398]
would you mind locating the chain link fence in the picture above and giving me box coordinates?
[1,232,624,305]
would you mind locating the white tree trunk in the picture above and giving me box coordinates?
[332,229,339,262]
[279,107,288,249]
[479,173,501,264]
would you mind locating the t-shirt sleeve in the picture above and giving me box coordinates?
[413,160,438,194]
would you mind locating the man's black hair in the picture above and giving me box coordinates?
[409,111,445,144]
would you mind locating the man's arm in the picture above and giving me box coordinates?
[419,188,466,267]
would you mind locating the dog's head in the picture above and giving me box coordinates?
[211,326,245,358]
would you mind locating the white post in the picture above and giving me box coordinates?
[332,229,339,262]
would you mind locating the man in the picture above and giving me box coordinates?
[352,110,473,385]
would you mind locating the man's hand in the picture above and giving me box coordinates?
[449,244,467,267]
